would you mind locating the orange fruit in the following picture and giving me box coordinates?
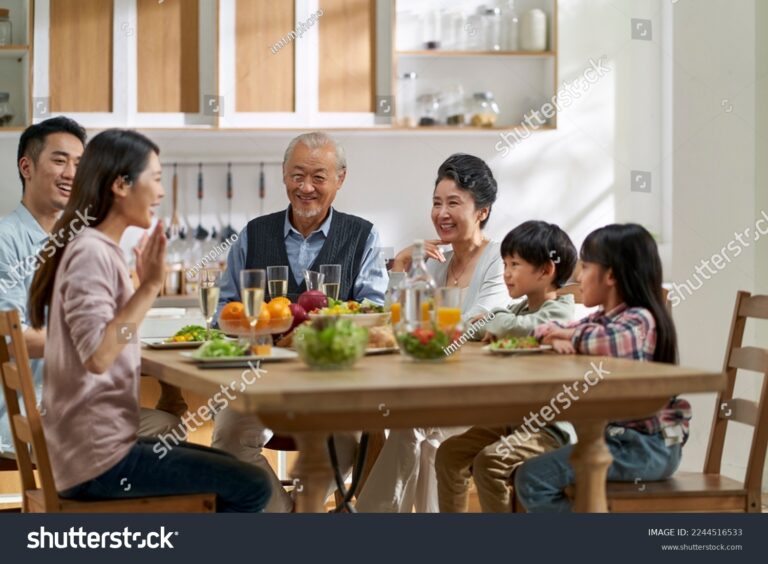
[267,301,292,319]
[220,301,249,330]
[269,297,291,308]
[256,307,271,329]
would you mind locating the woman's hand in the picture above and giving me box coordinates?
[550,338,576,354]
[391,240,448,272]
[137,220,167,291]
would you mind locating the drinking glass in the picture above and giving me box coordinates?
[304,270,326,292]
[435,287,463,331]
[267,265,289,299]
[199,269,222,341]
[240,269,266,350]
[319,264,341,301]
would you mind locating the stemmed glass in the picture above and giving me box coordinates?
[240,269,266,351]
[199,269,222,341]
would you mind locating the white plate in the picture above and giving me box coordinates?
[308,312,391,328]
[365,346,399,355]
[483,344,553,355]
[142,338,208,350]
[180,347,299,368]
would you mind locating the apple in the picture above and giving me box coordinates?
[298,290,327,314]
[288,303,309,332]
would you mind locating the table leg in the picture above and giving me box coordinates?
[291,432,334,513]
[570,420,612,512]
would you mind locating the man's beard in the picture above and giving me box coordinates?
[292,205,322,219]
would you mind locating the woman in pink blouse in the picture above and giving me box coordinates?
[28,129,271,512]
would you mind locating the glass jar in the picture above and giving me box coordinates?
[444,85,467,126]
[469,92,500,128]
[503,1,519,51]
[481,7,503,51]
[396,72,418,127]
[417,93,442,126]
[421,6,442,50]
[0,9,11,46]
[0,93,14,127]
[520,9,548,51]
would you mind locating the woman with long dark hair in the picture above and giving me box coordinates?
[512,223,690,512]
[28,129,271,511]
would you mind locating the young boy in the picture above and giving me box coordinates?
[435,220,578,513]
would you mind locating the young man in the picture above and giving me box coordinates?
[0,117,180,459]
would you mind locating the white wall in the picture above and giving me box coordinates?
[671,0,767,488]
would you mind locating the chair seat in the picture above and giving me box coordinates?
[25,489,216,513]
[265,434,298,451]
[0,456,18,472]
[607,472,746,498]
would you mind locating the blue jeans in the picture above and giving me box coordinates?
[60,438,272,512]
[514,426,682,512]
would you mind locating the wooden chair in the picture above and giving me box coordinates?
[0,309,215,513]
[605,291,768,512]
[556,283,583,304]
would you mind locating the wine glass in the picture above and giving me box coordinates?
[304,270,325,292]
[319,264,341,301]
[199,269,222,341]
[267,265,289,299]
[240,269,266,350]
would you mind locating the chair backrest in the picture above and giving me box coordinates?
[556,284,583,304]
[704,291,768,509]
[0,310,59,512]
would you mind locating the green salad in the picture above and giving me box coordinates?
[295,318,368,368]
[397,328,452,360]
[490,336,540,351]
[318,298,385,315]
[193,339,250,359]
[165,325,225,343]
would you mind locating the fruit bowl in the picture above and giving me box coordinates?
[307,311,391,328]
[219,316,293,337]
[294,318,368,370]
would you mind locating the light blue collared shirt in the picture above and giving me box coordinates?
[0,204,46,456]
[216,207,388,321]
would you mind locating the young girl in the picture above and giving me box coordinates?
[513,223,690,512]
[28,129,271,512]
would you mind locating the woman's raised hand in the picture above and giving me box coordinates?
[391,240,448,272]
[138,220,167,291]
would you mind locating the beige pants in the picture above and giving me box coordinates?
[435,425,563,513]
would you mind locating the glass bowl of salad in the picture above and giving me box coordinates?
[295,318,368,370]
[397,325,462,362]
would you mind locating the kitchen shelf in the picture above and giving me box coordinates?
[0,45,29,59]
[397,50,556,58]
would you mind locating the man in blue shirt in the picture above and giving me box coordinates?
[213,132,388,511]
[0,118,180,460]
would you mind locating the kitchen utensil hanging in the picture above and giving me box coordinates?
[194,163,209,240]
[221,162,237,241]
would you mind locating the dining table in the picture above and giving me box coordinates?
[141,343,725,513]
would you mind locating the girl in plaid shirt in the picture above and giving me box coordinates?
[513,223,691,512]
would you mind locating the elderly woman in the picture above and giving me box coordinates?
[356,153,509,512]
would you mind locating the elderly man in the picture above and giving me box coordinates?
[213,131,388,511]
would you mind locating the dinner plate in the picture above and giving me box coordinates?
[179,347,299,368]
[483,344,553,355]
[365,346,399,355]
[308,312,391,328]
[142,338,208,350]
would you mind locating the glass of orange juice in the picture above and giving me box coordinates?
[435,287,462,331]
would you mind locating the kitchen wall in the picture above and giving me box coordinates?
[0,0,765,486]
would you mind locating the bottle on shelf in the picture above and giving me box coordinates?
[0,9,12,46]
[503,0,519,51]
[520,9,548,52]
[470,92,501,128]
[417,93,443,126]
[398,240,437,332]
[421,3,442,50]
[0,93,14,127]
[481,7,503,51]
[444,85,467,127]
[396,72,419,127]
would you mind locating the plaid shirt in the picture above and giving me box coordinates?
[535,304,692,443]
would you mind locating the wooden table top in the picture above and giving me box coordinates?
[141,344,725,433]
